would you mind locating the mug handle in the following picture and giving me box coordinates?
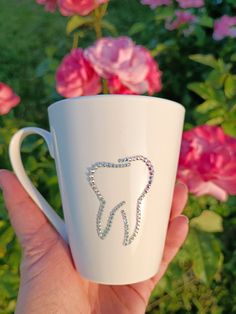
[9,127,68,243]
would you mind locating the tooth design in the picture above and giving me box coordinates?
[86,155,155,246]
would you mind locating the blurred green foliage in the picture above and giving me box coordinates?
[0,0,236,313]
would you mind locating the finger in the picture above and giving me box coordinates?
[151,215,189,285]
[170,182,188,221]
[0,169,58,249]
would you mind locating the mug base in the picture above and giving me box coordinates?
[78,267,159,285]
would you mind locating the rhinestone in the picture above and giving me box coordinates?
[87,155,154,246]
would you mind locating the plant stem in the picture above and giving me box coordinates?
[102,79,109,94]
[72,32,79,49]
[93,2,109,39]
[99,2,109,19]
[93,4,109,94]
[94,8,102,39]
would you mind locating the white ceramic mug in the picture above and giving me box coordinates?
[9,95,185,284]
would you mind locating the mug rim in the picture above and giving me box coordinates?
[48,94,185,112]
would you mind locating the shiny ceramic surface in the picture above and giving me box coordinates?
[9,95,185,284]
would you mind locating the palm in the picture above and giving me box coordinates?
[0,170,188,314]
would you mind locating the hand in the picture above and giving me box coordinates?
[0,169,189,314]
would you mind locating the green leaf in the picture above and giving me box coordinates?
[206,117,224,125]
[196,100,221,114]
[150,43,168,57]
[208,71,227,89]
[188,82,214,100]
[230,53,236,62]
[45,45,57,58]
[194,25,206,47]
[198,15,214,28]
[190,210,223,232]
[0,226,14,258]
[150,40,176,57]
[128,22,146,36]
[25,156,39,172]
[21,138,44,153]
[189,54,218,69]
[154,6,175,20]
[222,120,236,137]
[217,58,232,73]
[208,107,226,119]
[222,105,236,137]
[101,20,118,36]
[186,228,223,283]
[66,15,94,35]
[224,74,236,99]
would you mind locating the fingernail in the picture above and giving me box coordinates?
[179,215,189,224]
[176,181,188,192]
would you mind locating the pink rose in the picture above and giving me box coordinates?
[108,48,162,95]
[165,10,197,34]
[58,0,109,16]
[140,0,172,9]
[213,15,236,40]
[36,0,57,12]
[0,83,20,115]
[85,37,162,95]
[56,48,101,98]
[108,76,137,95]
[177,125,236,201]
[176,0,204,8]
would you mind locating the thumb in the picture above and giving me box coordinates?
[0,169,59,255]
